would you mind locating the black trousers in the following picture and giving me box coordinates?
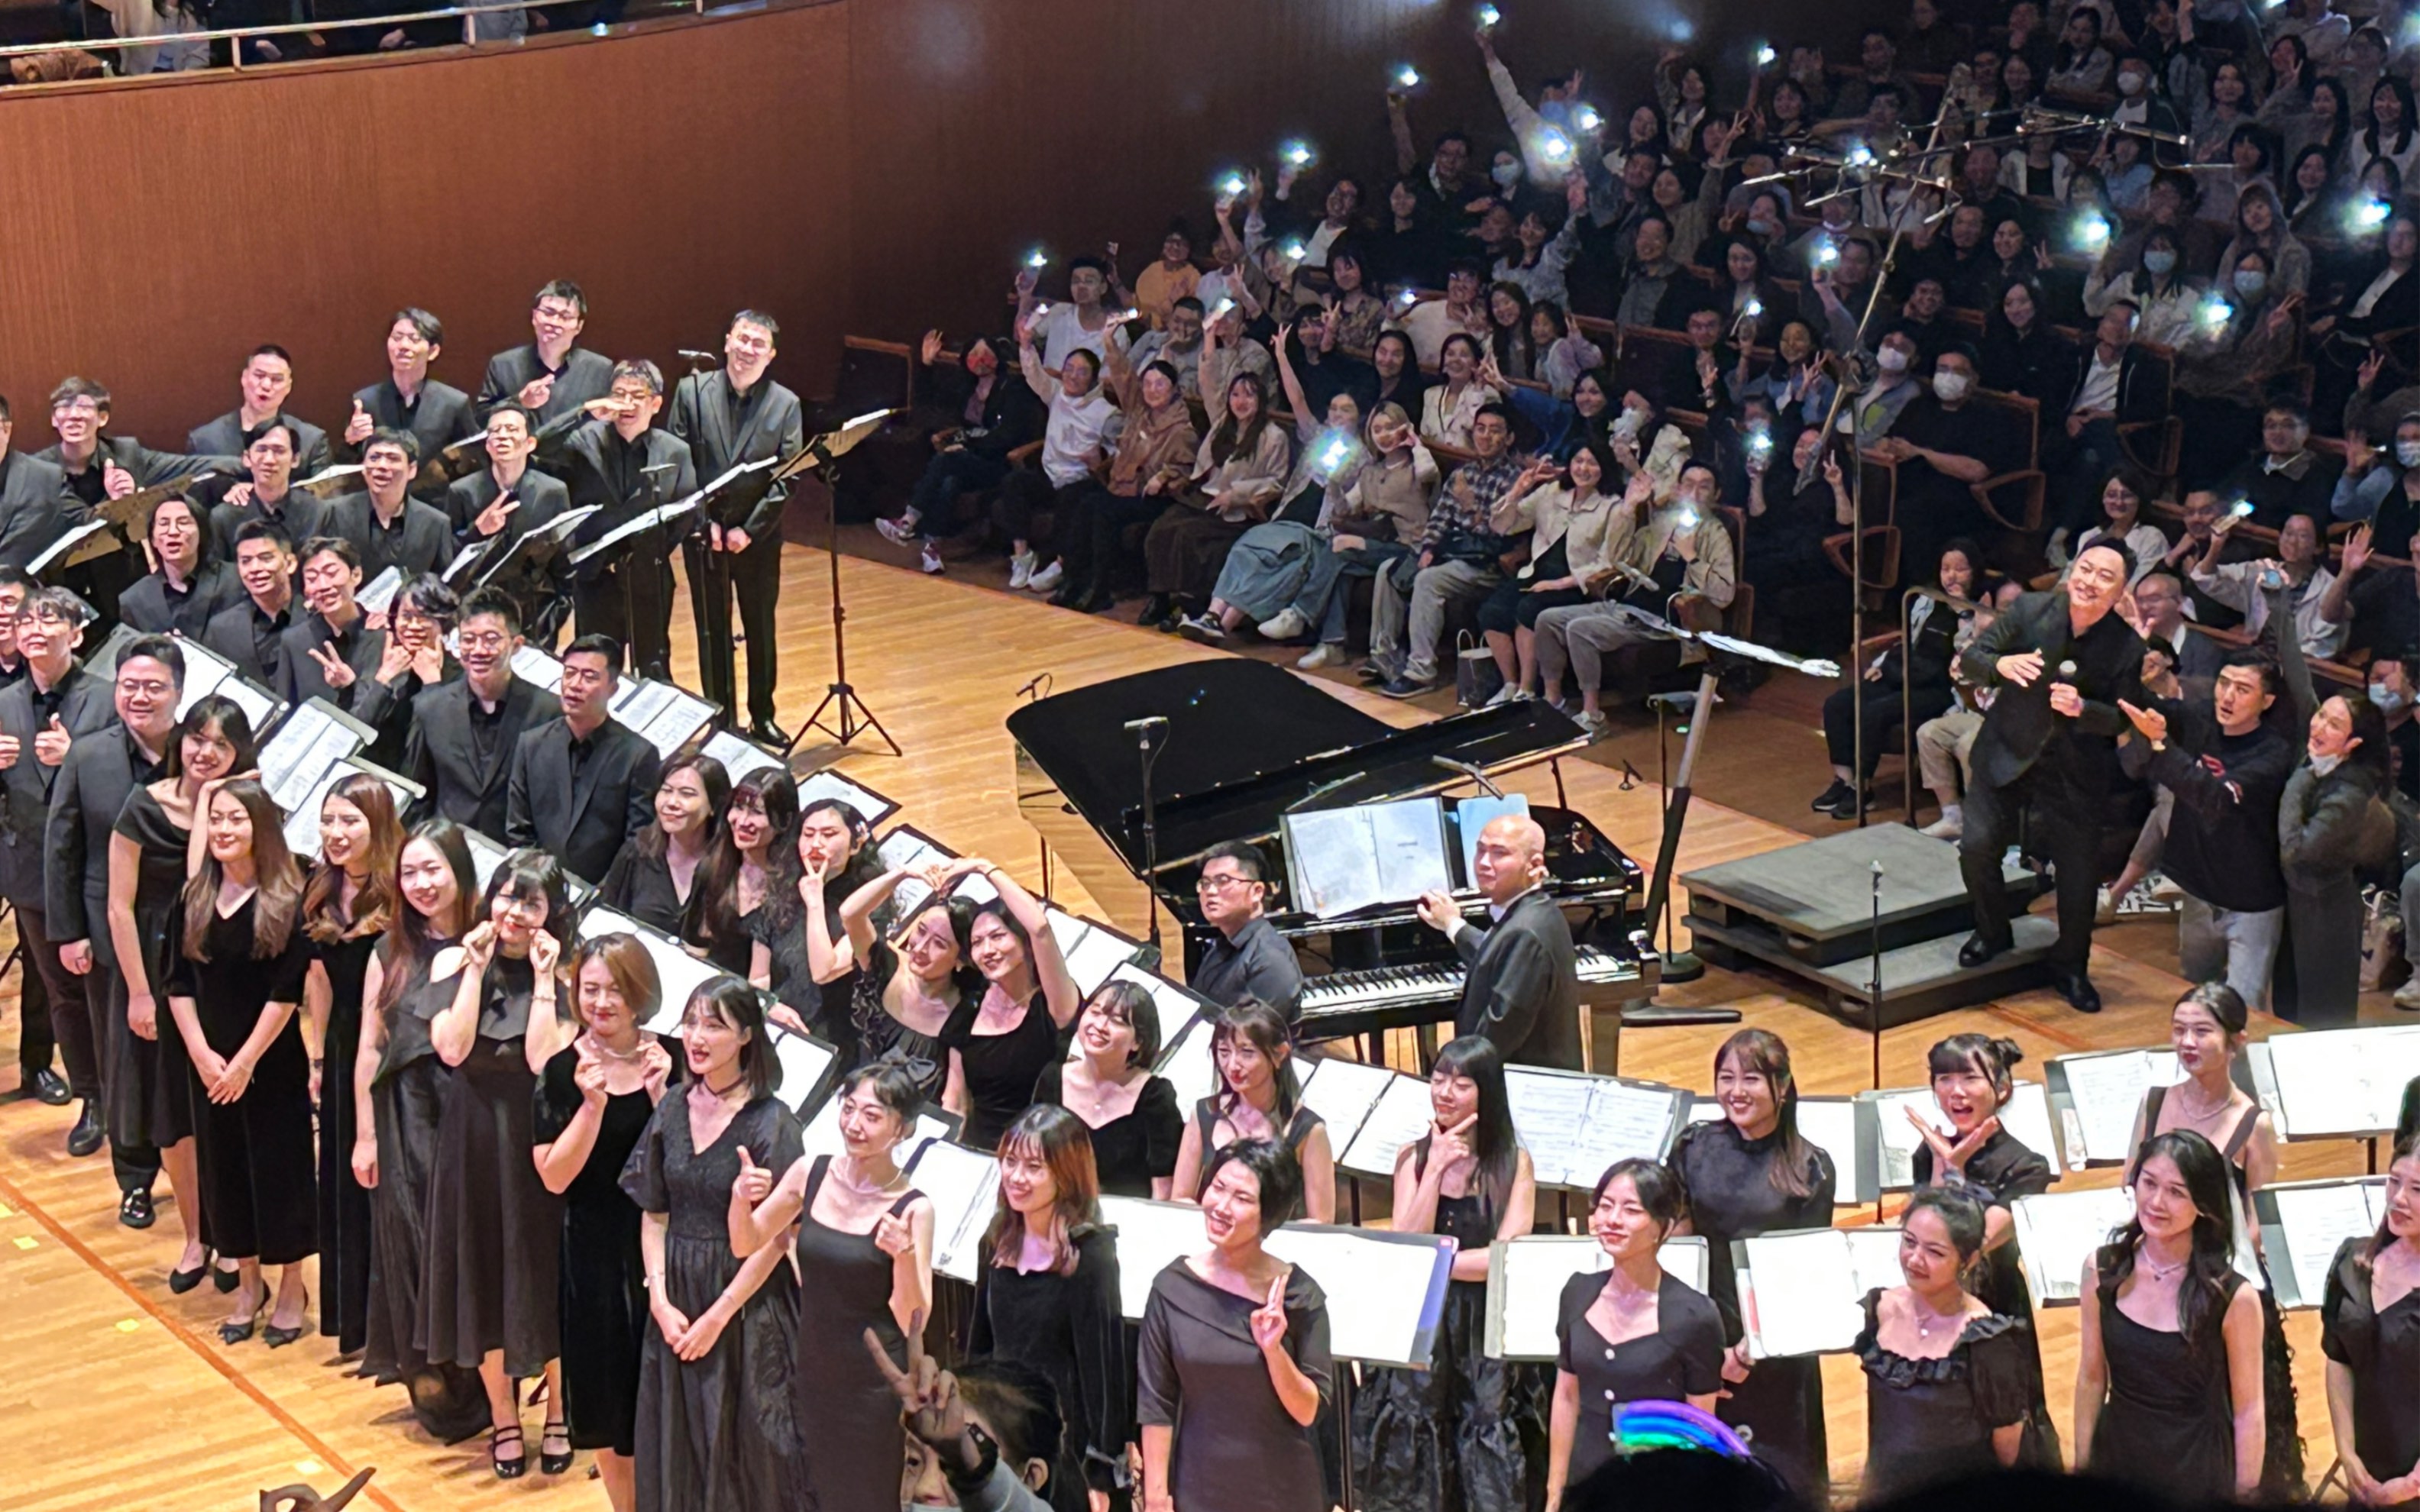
[1057,486,1173,593]
[17,905,98,1100]
[1958,763,2101,968]
[684,535,786,725]
[81,969,161,1195]
[12,911,51,1081]
[575,554,675,681]
[1823,680,1956,777]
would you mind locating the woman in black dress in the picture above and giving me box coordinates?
[1359,1035,1543,1512]
[425,849,580,1478]
[625,979,807,1512]
[971,1104,1128,1512]
[1667,1027,1836,1504]
[600,754,730,949]
[1138,1137,1332,1512]
[2321,1133,2420,1505]
[1545,1158,1723,1509]
[1907,1032,2059,1465]
[163,777,315,1346]
[1170,1000,1337,1223]
[732,1058,936,1512]
[349,820,486,1442]
[2075,1129,2267,1502]
[689,765,794,978]
[106,695,253,1294]
[940,857,1081,1151]
[837,860,980,1106]
[751,796,882,1059]
[1855,1187,2032,1501]
[1037,980,1182,1200]
[535,933,678,1512]
[299,773,402,1356]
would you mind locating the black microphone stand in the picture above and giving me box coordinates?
[794,430,902,757]
[1129,716,1169,952]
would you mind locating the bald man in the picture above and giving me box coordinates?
[1415,814,1582,1069]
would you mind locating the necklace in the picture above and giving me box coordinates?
[586,1032,648,1065]
[1909,1297,1963,1339]
[2137,1243,2188,1282]
[830,1156,901,1195]
[702,1071,746,1099]
[2172,1080,2233,1122]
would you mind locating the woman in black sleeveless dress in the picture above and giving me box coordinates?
[600,755,730,957]
[1856,1189,2033,1502]
[299,773,403,1355]
[1545,1158,1723,1507]
[2320,1135,2420,1504]
[1667,1029,1836,1505]
[732,1058,935,1512]
[752,797,883,1062]
[535,934,680,1512]
[690,766,794,978]
[937,857,1081,1151]
[1036,980,1183,1199]
[839,862,979,1107]
[626,980,806,1512]
[1357,1036,1545,1512]
[350,820,486,1443]
[1171,1000,1336,1222]
[2076,1129,2269,1503]
[106,696,253,1294]
[423,849,581,1478]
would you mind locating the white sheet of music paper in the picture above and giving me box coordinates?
[1738,1226,1905,1357]
[906,1140,1004,1284]
[1285,797,1454,919]
[795,768,900,829]
[2260,1026,2420,1138]
[1868,1081,2063,1189]
[1100,1196,1211,1320]
[768,1029,838,1119]
[2011,1187,2137,1307]
[1338,1071,1448,1178]
[259,699,369,814]
[1506,1068,1685,1189]
[1484,1235,1711,1361]
[1294,1057,1402,1161]
[2052,1048,2183,1166]
[700,730,786,787]
[1264,1224,1455,1368]
[2264,1179,2388,1309]
[511,645,565,692]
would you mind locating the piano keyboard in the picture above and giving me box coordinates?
[1295,945,1642,1036]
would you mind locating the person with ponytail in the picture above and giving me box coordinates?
[1855,1187,2033,1501]
[2320,1132,2420,1504]
[1357,1035,1544,1512]
[1665,1028,1836,1503]
[2075,1129,2266,1502]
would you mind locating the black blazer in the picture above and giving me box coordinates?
[445,464,572,551]
[505,714,661,884]
[118,562,244,638]
[201,596,296,688]
[276,610,402,725]
[208,491,330,559]
[478,345,616,428]
[43,723,158,966]
[532,417,699,582]
[2053,344,2167,428]
[666,370,806,543]
[324,493,458,580]
[187,410,332,479]
[336,377,479,483]
[405,675,561,843]
[32,434,235,494]
[0,450,78,571]
[1959,589,2145,793]
[0,666,116,910]
[1453,889,1583,1071]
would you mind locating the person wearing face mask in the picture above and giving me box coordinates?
[2108,52,2187,146]
[2278,685,2397,1025]
[2174,252,2305,492]
[2332,413,2420,560]
[1877,345,2024,573]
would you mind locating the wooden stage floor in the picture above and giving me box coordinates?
[0,540,2383,1510]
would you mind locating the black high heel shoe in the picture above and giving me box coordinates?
[264,1286,310,1349]
[539,1418,572,1475]
[212,1260,243,1294]
[218,1280,267,1345]
[490,1426,526,1480]
[168,1249,213,1295]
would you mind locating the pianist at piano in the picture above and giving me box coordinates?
[1416,813,1585,1072]
[1187,839,1306,1023]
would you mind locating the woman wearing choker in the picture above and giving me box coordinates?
[626,979,804,1510]
[423,850,580,1478]
[299,773,403,1355]
[1035,980,1182,1200]
[349,821,486,1442]
[839,864,979,1106]
[732,1058,935,1512]
[752,797,882,1060]
[689,767,794,978]
[601,755,730,949]
[2321,1133,2420,1505]
[2075,1129,2266,1502]
[535,935,678,1512]
[1170,1000,1336,1224]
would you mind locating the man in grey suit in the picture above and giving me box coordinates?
[0,590,114,1148]
[505,633,659,884]
[445,404,574,643]
[406,586,560,843]
[48,634,182,1223]
[1416,813,1582,1071]
[0,395,79,571]
[668,309,806,742]
[186,345,332,479]
[205,422,330,557]
[35,376,235,510]
[325,431,456,580]
[334,309,480,498]
[533,360,697,680]
[478,279,616,428]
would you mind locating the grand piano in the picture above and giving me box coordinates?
[1010,661,1658,1067]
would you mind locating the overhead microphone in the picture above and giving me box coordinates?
[678,348,721,364]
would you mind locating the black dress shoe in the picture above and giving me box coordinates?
[1810,778,1854,813]
[746,719,791,749]
[66,1100,105,1157]
[118,1187,155,1230]
[1957,933,2004,969]
[1137,593,1171,627]
[2052,968,2103,1014]
[25,1067,70,1106]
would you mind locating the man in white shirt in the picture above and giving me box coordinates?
[993,338,1119,593]
[1390,262,1490,370]
[1014,258,1117,376]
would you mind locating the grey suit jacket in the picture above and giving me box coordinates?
[505,714,660,884]
[336,377,479,480]
[405,675,561,842]
[0,666,116,910]
[478,345,616,428]
[44,723,159,964]
[324,493,457,580]
[667,370,806,542]
[187,410,333,480]
[532,417,698,582]
[0,450,78,571]
[1452,889,1583,1071]
[118,561,246,638]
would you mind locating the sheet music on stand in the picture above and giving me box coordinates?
[1264,1223,1457,1368]
[258,698,374,815]
[610,678,680,737]
[2047,1048,2185,1168]
[767,1026,841,1121]
[2250,1025,2420,1139]
[876,825,960,915]
[612,678,718,759]
[461,504,603,589]
[1153,1000,1226,1113]
[700,729,789,787]
[508,643,566,692]
[575,906,740,1035]
[2009,1185,2268,1307]
[907,1139,1005,1284]
[565,495,704,570]
[1100,1195,1211,1320]
[1338,1071,1445,1178]
[1281,796,1455,919]
[694,456,784,524]
[1688,1097,1875,1205]
[1734,1226,1905,1357]
[1861,1081,2064,1191]
[1483,1235,1711,1361]
[1047,909,1140,998]
[356,567,404,618]
[283,757,422,860]
[798,767,901,830]
[1503,1066,1691,1191]
[1292,1058,1406,1168]
[27,519,113,579]
[2258,1178,2389,1310]
[799,1097,956,1171]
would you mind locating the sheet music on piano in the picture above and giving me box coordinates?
[1483,1235,1710,1361]
[1503,1067,1690,1190]
[906,1139,1005,1284]
[2258,1178,2389,1309]
[2047,1048,2184,1168]
[1736,1226,1905,1357]
[1282,796,1455,919]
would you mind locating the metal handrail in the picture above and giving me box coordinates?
[1,0,709,66]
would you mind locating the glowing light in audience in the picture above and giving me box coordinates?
[1756,43,1778,66]
[1315,432,1358,479]
[1394,63,1422,89]
[1747,427,1773,457]
[1574,104,1601,133]
[1678,506,1701,528]
[1744,298,1764,318]
[1845,142,1875,168]
[1813,242,1839,267]
[1030,302,1053,321]
[1477,4,1500,28]
[2354,199,2392,231]
[1025,248,1049,270]
[2076,213,2111,250]
[1281,239,1309,263]
[2198,292,2233,328]
[590,21,607,34]
[1282,141,1314,167]
[1538,129,1574,165]
[2228,499,2256,519]
[1218,172,1248,199]
[1208,297,1237,321]
[1396,288,1420,309]
[1110,308,1140,325]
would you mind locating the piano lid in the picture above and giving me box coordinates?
[1008,661,1589,876]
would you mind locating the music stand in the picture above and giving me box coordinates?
[462,504,598,647]
[783,409,904,758]
[566,487,697,680]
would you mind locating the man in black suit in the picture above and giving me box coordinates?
[202,519,299,688]
[278,536,405,722]
[1956,541,2147,1013]
[446,403,574,643]
[37,377,232,507]
[534,360,697,680]
[1415,813,1582,1070]
[47,634,181,1223]
[334,309,479,497]
[406,586,560,843]
[186,345,332,479]
[668,310,806,742]
[506,633,659,883]
[0,394,79,571]
[0,591,112,1129]
[206,422,330,556]
[326,431,455,580]
[479,279,616,428]
[116,496,243,639]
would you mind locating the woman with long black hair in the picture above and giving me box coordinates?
[1356,1035,1542,1512]
[600,754,731,951]
[1170,1000,1336,1223]
[690,766,794,977]
[2278,691,2396,1025]
[751,796,882,1059]
[2321,1132,2420,1504]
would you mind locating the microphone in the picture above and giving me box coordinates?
[2057,660,2077,678]
[678,349,721,364]
[1123,715,1169,743]
[641,463,681,475]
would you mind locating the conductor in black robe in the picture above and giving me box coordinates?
[667,312,805,744]
[1955,541,2147,1014]
[532,361,697,681]
[1415,813,1583,1070]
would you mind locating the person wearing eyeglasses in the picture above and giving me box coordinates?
[326,431,455,582]
[478,281,616,429]
[406,586,560,846]
[0,392,77,573]
[1186,841,1303,1025]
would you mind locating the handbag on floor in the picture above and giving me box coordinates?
[1454,631,1503,709]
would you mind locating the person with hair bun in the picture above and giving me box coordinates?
[2320,1132,2420,1505]
[1544,1156,1723,1510]
[836,857,981,1107]
[1037,979,1182,1200]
